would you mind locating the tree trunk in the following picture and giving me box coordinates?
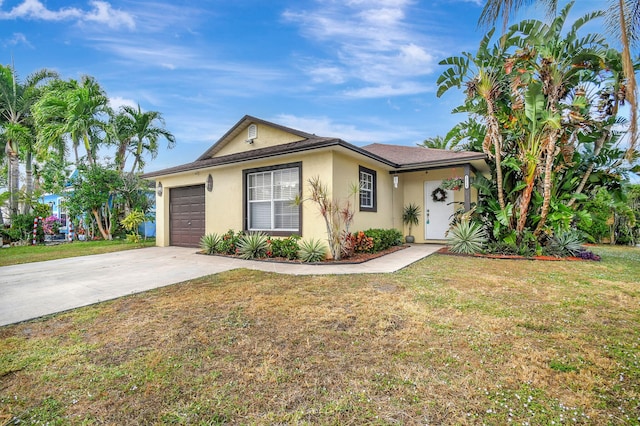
[7,143,20,216]
[534,133,558,237]
[619,0,638,159]
[83,133,95,166]
[516,175,536,233]
[91,208,111,240]
[567,131,609,208]
[22,151,33,215]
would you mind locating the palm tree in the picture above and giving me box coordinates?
[438,28,511,211]
[419,135,461,150]
[113,104,176,174]
[33,76,110,166]
[0,64,58,215]
[479,0,638,158]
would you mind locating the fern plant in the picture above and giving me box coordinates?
[447,220,487,254]
[236,232,269,259]
[200,233,222,255]
[298,238,327,262]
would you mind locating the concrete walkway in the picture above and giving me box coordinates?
[0,244,442,326]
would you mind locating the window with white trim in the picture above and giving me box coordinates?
[359,166,377,212]
[246,164,300,234]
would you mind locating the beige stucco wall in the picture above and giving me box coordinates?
[213,123,306,158]
[330,152,400,233]
[153,143,478,249]
[153,149,339,248]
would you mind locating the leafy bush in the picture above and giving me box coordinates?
[200,233,222,255]
[447,220,487,254]
[342,231,374,258]
[268,235,301,260]
[298,238,327,262]
[9,213,43,243]
[219,230,241,255]
[236,232,269,259]
[364,228,403,252]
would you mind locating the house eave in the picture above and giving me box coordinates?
[143,138,398,180]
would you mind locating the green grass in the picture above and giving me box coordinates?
[0,245,638,424]
[0,239,155,266]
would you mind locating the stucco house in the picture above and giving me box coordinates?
[143,115,489,249]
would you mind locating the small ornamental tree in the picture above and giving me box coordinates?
[66,164,122,240]
[297,176,358,260]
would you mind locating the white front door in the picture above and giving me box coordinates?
[424,180,454,240]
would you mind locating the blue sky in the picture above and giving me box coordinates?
[0,0,610,172]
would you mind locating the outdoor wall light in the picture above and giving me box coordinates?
[207,174,213,192]
[157,182,163,196]
[464,175,469,189]
[393,175,398,188]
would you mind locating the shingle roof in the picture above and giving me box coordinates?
[361,143,486,169]
[142,117,488,179]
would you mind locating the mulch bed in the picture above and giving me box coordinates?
[203,244,409,265]
[437,246,592,261]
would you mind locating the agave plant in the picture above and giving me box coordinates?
[236,232,269,259]
[549,230,584,257]
[447,220,487,254]
[200,233,221,255]
[298,238,327,262]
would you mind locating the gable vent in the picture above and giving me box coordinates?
[248,124,257,140]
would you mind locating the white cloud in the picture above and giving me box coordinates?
[0,0,135,30]
[273,113,421,144]
[84,1,135,29]
[4,32,32,48]
[344,82,433,98]
[109,96,137,111]
[282,0,439,98]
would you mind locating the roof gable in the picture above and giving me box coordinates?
[197,115,318,161]
[143,116,488,179]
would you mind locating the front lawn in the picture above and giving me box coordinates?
[0,245,638,424]
[0,239,156,267]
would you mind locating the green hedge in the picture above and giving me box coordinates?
[363,228,403,252]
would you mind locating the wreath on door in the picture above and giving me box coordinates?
[431,187,447,203]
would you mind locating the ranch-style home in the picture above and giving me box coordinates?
[143,115,489,250]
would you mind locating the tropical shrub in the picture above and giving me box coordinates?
[341,231,374,258]
[200,233,222,255]
[268,235,301,259]
[364,228,403,252]
[236,232,269,259]
[120,210,147,243]
[42,215,61,235]
[219,230,241,255]
[544,231,584,257]
[300,176,358,260]
[298,238,327,262]
[8,213,43,243]
[447,220,488,254]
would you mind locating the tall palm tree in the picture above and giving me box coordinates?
[438,28,511,211]
[479,0,638,158]
[0,64,58,215]
[419,135,461,150]
[113,104,176,174]
[33,76,110,166]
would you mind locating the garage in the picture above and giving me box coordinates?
[169,185,205,247]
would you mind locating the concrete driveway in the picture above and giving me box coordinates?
[0,244,442,326]
[0,246,243,326]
